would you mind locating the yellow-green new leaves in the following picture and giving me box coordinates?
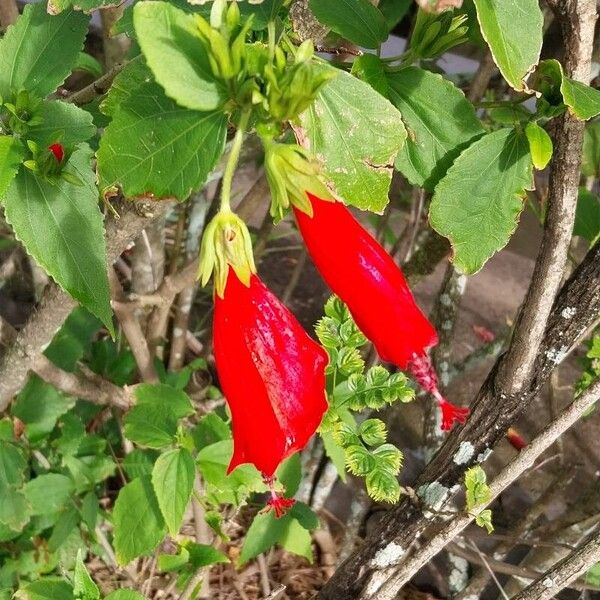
[430,128,533,274]
[473,0,543,92]
[0,3,89,99]
[297,68,406,213]
[464,465,494,533]
[525,121,553,170]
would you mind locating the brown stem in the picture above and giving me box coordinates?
[0,0,18,31]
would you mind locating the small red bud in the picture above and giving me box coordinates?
[507,427,527,451]
[48,143,64,163]
[264,493,295,519]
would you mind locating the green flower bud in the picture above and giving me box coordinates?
[198,211,256,298]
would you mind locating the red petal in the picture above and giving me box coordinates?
[264,494,295,519]
[48,143,64,163]
[295,195,437,370]
[214,271,328,477]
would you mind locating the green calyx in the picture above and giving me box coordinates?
[198,211,256,298]
[262,139,334,221]
[407,9,469,61]
[1,90,43,136]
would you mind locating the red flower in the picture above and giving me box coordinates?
[213,269,328,477]
[265,492,296,518]
[294,194,469,430]
[506,427,527,451]
[48,143,64,163]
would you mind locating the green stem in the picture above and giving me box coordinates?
[220,110,251,213]
[268,20,276,61]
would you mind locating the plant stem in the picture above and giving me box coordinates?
[220,110,251,213]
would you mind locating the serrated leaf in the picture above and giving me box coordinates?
[0,487,30,531]
[158,546,190,572]
[582,121,600,178]
[3,144,113,331]
[332,422,360,447]
[27,101,95,147]
[464,465,491,510]
[113,477,166,565]
[0,136,24,199]
[309,0,388,49]
[561,77,600,120]
[525,121,552,170]
[134,383,194,418]
[24,474,74,515]
[240,511,290,564]
[186,541,228,568]
[345,444,373,476]
[297,67,406,213]
[337,346,364,376]
[49,0,121,13]
[280,518,313,562]
[97,82,226,200]
[475,508,494,533]
[388,67,484,190]
[359,419,387,446]
[574,188,600,245]
[315,317,341,348]
[290,502,319,530]
[366,467,400,503]
[429,128,533,274]
[73,550,99,600]
[123,404,178,449]
[0,4,89,99]
[473,0,543,91]
[372,443,403,472]
[152,448,195,536]
[134,1,225,111]
[14,580,74,600]
[339,319,367,348]
[99,56,151,118]
[0,440,27,487]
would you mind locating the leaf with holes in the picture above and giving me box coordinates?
[3,144,113,332]
[97,82,226,200]
[429,128,533,274]
[296,67,406,213]
[472,0,543,91]
[0,3,89,98]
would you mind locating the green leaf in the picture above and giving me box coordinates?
[280,518,313,562]
[134,383,194,419]
[372,443,403,472]
[586,563,600,586]
[186,542,229,568]
[321,431,347,482]
[0,440,27,487]
[113,477,167,565]
[0,487,31,531]
[561,77,600,120]
[345,444,374,476]
[48,0,121,13]
[574,188,600,245]
[73,550,100,600]
[429,128,533,274]
[14,580,74,600]
[24,474,74,515]
[99,56,151,118]
[80,491,98,530]
[464,465,491,510]
[289,502,319,531]
[473,0,543,91]
[152,448,195,536]
[475,508,494,533]
[12,377,75,442]
[525,121,553,170]
[97,82,226,200]
[379,0,411,30]
[3,144,113,331]
[276,453,302,498]
[122,449,156,479]
[74,52,103,78]
[309,0,388,49]
[192,413,231,450]
[105,592,147,600]
[239,0,286,30]
[0,4,89,99]
[240,511,290,564]
[582,121,600,178]
[359,419,387,446]
[48,507,79,552]
[0,136,24,199]
[27,101,95,147]
[351,54,389,98]
[134,1,225,111]
[123,404,178,449]
[366,467,400,503]
[387,67,484,190]
[297,67,406,213]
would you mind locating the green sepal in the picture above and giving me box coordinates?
[262,140,334,221]
[198,211,256,298]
